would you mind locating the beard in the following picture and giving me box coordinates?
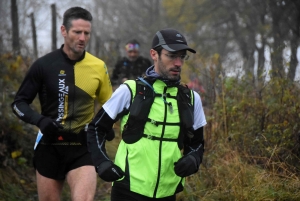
[157,57,181,81]
[71,44,85,55]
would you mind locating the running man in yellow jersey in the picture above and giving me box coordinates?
[11,7,112,201]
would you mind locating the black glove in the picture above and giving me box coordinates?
[96,161,125,182]
[37,116,63,136]
[174,153,201,177]
[106,129,115,141]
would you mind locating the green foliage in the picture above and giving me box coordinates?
[184,75,300,201]
[178,143,300,200]
[0,53,36,167]
[0,53,38,200]
[219,76,300,170]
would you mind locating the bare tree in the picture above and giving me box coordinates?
[29,12,38,59]
[89,0,164,68]
[270,1,285,78]
[287,0,300,81]
[11,0,20,54]
[51,4,57,51]
[0,1,10,53]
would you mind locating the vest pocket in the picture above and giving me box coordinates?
[122,121,144,144]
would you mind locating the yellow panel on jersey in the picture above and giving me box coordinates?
[74,52,112,106]
[71,52,113,133]
[62,94,68,125]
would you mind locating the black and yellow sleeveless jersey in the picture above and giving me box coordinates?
[11,45,112,135]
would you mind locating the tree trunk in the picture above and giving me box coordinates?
[51,4,57,51]
[289,36,299,81]
[230,13,255,82]
[150,0,160,26]
[257,43,265,84]
[0,35,3,54]
[29,13,38,60]
[270,4,285,78]
[11,0,20,54]
[87,32,92,53]
[95,35,101,57]
[288,1,300,81]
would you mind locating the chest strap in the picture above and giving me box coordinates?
[142,134,178,142]
[147,118,180,126]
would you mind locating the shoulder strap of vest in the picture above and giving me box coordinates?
[177,83,194,130]
[177,83,195,149]
[122,77,155,144]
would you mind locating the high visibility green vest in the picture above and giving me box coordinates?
[113,78,194,198]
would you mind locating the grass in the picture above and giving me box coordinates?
[1,122,300,200]
[176,141,300,201]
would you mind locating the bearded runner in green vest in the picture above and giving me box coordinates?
[87,28,207,201]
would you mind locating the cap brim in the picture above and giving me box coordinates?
[161,44,196,53]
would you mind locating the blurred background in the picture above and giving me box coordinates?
[1,0,300,200]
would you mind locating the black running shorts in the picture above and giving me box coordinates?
[33,144,93,180]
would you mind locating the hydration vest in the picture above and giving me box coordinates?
[121,76,195,149]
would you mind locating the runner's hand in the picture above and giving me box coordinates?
[105,129,115,141]
[97,161,124,182]
[37,116,63,135]
[174,153,200,177]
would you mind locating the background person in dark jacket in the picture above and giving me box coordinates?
[111,39,152,89]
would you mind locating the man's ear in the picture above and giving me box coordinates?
[61,25,67,37]
[150,49,158,61]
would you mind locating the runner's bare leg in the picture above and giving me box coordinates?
[36,170,64,201]
[67,165,97,201]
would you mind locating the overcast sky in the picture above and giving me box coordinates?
[25,0,94,56]
[8,0,300,81]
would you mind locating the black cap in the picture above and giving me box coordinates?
[152,28,196,53]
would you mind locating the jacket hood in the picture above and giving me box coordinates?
[145,65,180,86]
